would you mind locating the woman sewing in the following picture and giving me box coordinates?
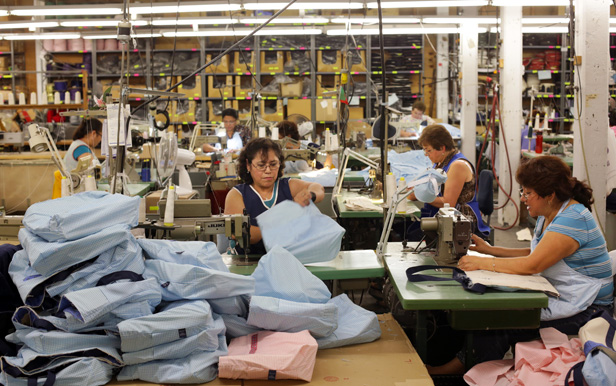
[407,124,488,236]
[431,155,613,374]
[63,118,102,172]
[224,138,325,255]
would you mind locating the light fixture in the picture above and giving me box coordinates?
[83,32,162,39]
[163,28,322,37]
[0,10,8,16]
[60,20,149,27]
[367,1,487,8]
[490,0,570,5]
[330,17,421,24]
[239,17,330,24]
[3,33,81,40]
[489,26,569,33]
[326,26,487,35]
[0,21,60,29]
[10,6,122,16]
[152,18,237,26]
[129,3,241,14]
[243,2,364,10]
[422,17,500,24]
[521,18,570,24]
[28,124,73,195]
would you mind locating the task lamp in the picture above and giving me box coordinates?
[375,169,447,262]
[333,147,380,196]
[28,124,73,196]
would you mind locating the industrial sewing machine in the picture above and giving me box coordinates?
[420,206,473,265]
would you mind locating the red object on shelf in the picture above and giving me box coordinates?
[535,132,543,154]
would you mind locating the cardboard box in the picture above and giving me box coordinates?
[260,51,284,73]
[316,99,338,122]
[345,49,367,72]
[208,100,233,122]
[207,75,233,98]
[171,100,197,123]
[316,75,339,97]
[259,99,284,122]
[177,74,202,99]
[205,54,230,73]
[234,75,254,98]
[234,51,255,73]
[285,51,310,73]
[97,79,121,100]
[233,99,253,120]
[317,50,342,72]
[410,73,421,94]
[349,106,364,120]
[346,120,372,139]
[155,37,200,49]
[287,98,312,119]
[280,78,303,97]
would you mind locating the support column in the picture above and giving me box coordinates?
[573,0,609,231]
[498,6,523,226]
[436,7,450,123]
[460,22,478,167]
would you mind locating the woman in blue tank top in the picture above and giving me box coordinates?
[224,138,325,255]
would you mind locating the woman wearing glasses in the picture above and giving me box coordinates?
[431,155,613,375]
[224,137,325,255]
[63,118,102,172]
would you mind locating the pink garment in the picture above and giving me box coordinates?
[218,330,318,382]
[464,328,585,386]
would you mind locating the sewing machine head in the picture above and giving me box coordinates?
[420,206,472,265]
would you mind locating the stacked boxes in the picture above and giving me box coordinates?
[260,51,284,73]
[208,100,233,122]
[234,51,255,73]
[207,75,233,98]
[205,54,230,73]
[287,99,312,119]
[177,75,202,99]
[235,76,254,98]
[317,50,342,72]
[260,100,284,122]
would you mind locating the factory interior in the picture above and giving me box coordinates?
[1,0,616,385]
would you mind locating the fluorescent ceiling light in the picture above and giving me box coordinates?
[3,33,81,40]
[331,17,421,24]
[152,18,236,26]
[239,17,330,24]
[367,1,487,8]
[83,32,162,39]
[0,21,60,29]
[243,2,364,10]
[0,10,8,16]
[327,27,485,35]
[60,20,148,27]
[491,0,570,5]
[521,18,570,24]
[10,7,122,16]
[423,17,499,24]
[130,3,240,14]
[163,28,322,37]
[490,26,569,33]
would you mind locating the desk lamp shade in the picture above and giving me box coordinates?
[371,116,397,140]
[28,124,48,153]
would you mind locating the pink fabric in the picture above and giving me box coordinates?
[218,330,318,382]
[464,327,585,386]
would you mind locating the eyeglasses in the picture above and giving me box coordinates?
[519,188,535,200]
[223,120,236,125]
[251,161,280,171]
[423,147,434,155]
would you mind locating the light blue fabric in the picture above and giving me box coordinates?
[122,313,226,366]
[22,191,139,242]
[256,201,345,264]
[221,314,262,339]
[137,239,228,272]
[252,245,331,304]
[8,249,55,307]
[315,294,381,349]
[410,168,448,203]
[418,123,461,139]
[247,295,338,338]
[143,259,255,301]
[299,168,339,187]
[387,149,432,184]
[57,278,162,325]
[207,294,250,317]
[6,329,120,354]
[118,299,214,352]
[582,349,616,386]
[117,334,227,384]
[18,224,133,277]
[0,357,114,386]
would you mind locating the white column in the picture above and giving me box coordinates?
[436,7,449,123]
[460,22,478,167]
[498,6,523,226]
[573,0,609,231]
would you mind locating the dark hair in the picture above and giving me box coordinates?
[610,109,616,127]
[73,118,102,140]
[221,108,239,120]
[238,138,285,184]
[277,120,300,141]
[418,124,456,151]
[516,155,594,211]
[412,100,426,113]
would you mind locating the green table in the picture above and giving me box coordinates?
[97,182,154,197]
[521,150,573,167]
[333,190,421,219]
[384,242,548,363]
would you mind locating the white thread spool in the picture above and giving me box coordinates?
[227,162,236,176]
[397,177,408,214]
[8,93,15,105]
[385,173,397,209]
[30,92,36,105]
[18,92,26,105]
[60,177,71,197]
[64,91,71,104]
[74,91,81,105]
[53,91,61,105]
[271,126,279,140]
[163,185,175,227]
[0,93,4,105]
[324,128,331,151]
[84,175,97,191]
[138,197,146,223]
[534,113,540,130]
[543,114,549,130]
[258,126,266,137]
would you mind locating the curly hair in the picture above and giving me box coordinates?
[277,120,300,141]
[516,155,594,211]
[237,138,285,184]
[418,124,456,151]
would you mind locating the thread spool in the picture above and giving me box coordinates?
[227,163,236,176]
[60,177,71,197]
[54,92,61,105]
[0,93,4,105]
[543,114,549,131]
[258,127,266,137]
[68,38,84,52]
[30,92,36,105]
[534,114,540,131]
[64,91,71,104]
[74,91,81,105]
[271,126,279,140]
[325,128,331,151]
[385,173,397,209]
[397,177,408,214]
[163,185,175,227]
[53,39,67,51]
[138,198,146,223]
[84,175,97,191]
[8,93,15,105]
[18,92,26,105]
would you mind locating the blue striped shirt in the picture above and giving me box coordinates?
[537,203,613,305]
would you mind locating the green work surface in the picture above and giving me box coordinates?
[521,150,573,167]
[225,250,384,280]
[284,170,365,183]
[333,190,420,219]
[97,182,154,197]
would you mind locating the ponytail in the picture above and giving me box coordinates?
[571,178,594,211]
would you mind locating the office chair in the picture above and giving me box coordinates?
[476,169,494,243]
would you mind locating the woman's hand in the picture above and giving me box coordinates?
[457,255,483,271]
[469,234,492,255]
[294,188,315,207]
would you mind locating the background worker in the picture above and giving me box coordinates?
[399,100,436,137]
[63,118,102,172]
[202,108,251,153]
[277,120,313,173]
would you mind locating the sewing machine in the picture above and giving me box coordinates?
[420,206,472,264]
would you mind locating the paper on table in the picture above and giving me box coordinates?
[464,251,559,297]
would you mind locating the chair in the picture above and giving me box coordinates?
[476,169,494,242]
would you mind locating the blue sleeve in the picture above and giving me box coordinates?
[72,145,93,161]
[548,208,587,246]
